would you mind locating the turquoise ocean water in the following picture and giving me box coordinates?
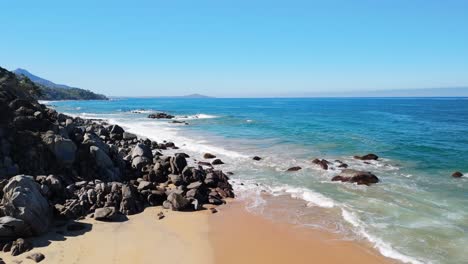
[47,98,468,264]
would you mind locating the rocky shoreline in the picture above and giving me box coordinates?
[0,77,234,262]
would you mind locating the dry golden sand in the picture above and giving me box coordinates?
[2,207,213,264]
[2,202,396,264]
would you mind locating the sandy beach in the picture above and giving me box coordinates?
[2,201,395,264]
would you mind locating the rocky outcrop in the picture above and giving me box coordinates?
[452,171,463,178]
[332,169,379,185]
[0,67,235,251]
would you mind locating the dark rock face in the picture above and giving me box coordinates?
[147,113,175,119]
[1,175,52,235]
[252,156,262,161]
[452,171,463,178]
[332,169,380,185]
[354,154,379,161]
[0,216,31,240]
[286,166,302,172]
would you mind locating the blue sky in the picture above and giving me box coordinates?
[1,0,468,97]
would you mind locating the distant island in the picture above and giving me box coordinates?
[111,93,214,99]
[13,68,107,100]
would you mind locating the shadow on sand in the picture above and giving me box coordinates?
[31,213,129,249]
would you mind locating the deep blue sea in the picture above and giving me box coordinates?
[47,97,468,264]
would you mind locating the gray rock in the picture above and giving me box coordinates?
[168,174,183,186]
[187,181,203,190]
[1,175,51,235]
[83,133,110,154]
[123,132,137,140]
[42,133,77,167]
[89,146,114,169]
[45,175,63,195]
[119,184,142,215]
[11,238,32,256]
[132,156,150,171]
[166,192,189,211]
[131,143,153,159]
[203,153,216,159]
[26,252,45,262]
[0,216,31,240]
[212,159,224,165]
[332,169,379,185]
[94,207,117,221]
[137,180,152,191]
[170,154,187,174]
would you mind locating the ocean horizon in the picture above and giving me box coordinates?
[47,97,468,264]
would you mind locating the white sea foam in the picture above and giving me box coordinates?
[269,186,335,208]
[341,209,427,264]
[174,114,219,120]
[108,119,248,159]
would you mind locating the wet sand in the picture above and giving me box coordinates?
[210,200,396,264]
[3,202,396,264]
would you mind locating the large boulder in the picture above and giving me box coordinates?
[119,184,142,215]
[109,125,125,140]
[42,132,77,167]
[0,216,31,241]
[170,153,187,174]
[131,143,153,160]
[94,207,117,221]
[132,156,150,171]
[166,192,189,211]
[332,169,379,185]
[452,171,463,178]
[1,175,52,236]
[89,146,120,182]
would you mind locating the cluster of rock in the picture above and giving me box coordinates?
[281,154,381,186]
[0,80,234,257]
[147,112,175,119]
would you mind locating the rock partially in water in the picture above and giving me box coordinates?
[312,159,329,170]
[203,153,216,159]
[452,171,463,178]
[148,113,174,119]
[332,169,379,185]
[353,153,379,161]
[286,166,302,172]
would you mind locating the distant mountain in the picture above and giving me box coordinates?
[14,68,74,90]
[13,68,107,100]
